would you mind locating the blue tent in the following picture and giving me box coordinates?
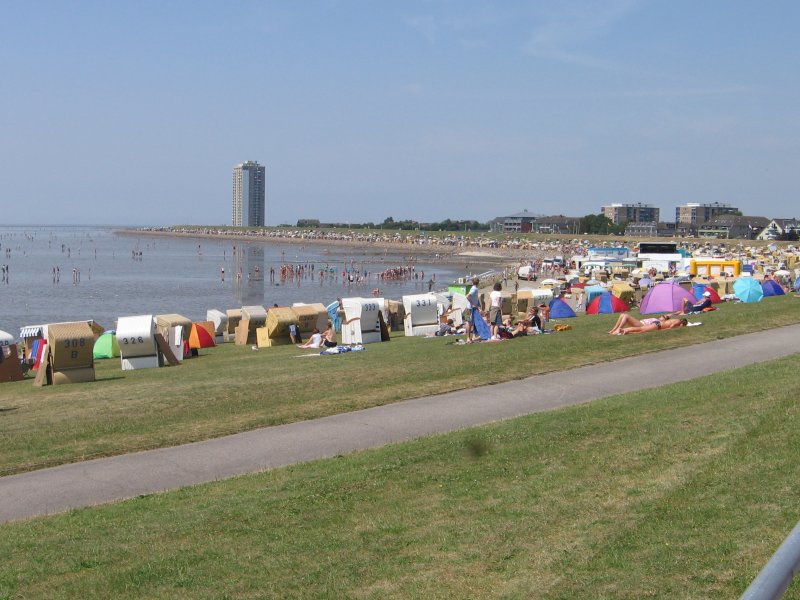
[761,279,785,297]
[548,298,576,318]
[795,276,800,292]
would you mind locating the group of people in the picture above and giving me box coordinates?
[296,320,338,349]
[460,278,548,343]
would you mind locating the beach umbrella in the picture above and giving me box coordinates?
[733,277,764,303]
[92,331,120,359]
[639,282,697,314]
[548,298,576,318]
[586,292,628,315]
[569,281,586,290]
[638,276,652,287]
[0,330,14,346]
[761,279,785,297]
[189,322,216,349]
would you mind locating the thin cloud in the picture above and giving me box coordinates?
[523,0,641,68]
[405,15,437,43]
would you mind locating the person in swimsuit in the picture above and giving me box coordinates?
[608,312,670,335]
[321,321,337,348]
[617,317,688,335]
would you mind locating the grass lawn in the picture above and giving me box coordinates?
[1,296,799,476]
[1,353,799,599]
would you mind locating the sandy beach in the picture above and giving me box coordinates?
[117,226,591,271]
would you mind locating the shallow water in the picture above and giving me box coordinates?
[0,226,467,336]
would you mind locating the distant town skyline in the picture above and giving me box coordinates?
[1,1,798,226]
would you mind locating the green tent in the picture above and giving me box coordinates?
[93,331,120,359]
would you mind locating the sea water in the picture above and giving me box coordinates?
[0,226,467,336]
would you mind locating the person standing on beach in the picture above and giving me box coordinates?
[465,277,480,342]
[489,281,503,339]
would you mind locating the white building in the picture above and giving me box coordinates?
[232,161,266,227]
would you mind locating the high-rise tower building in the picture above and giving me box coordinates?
[232,161,265,227]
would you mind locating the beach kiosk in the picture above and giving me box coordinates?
[206,309,229,343]
[402,293,440,337]
[117,315,161,370]
[340,297,386,344]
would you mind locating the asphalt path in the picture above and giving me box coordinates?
[1,324,799,523]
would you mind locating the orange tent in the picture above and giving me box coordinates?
[189,322,216,349]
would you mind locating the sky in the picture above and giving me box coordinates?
[1,0,798,226]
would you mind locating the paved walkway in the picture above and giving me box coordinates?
[2,325,799,523]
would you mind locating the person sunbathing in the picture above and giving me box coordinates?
[616,317,688,335]
[608,312,669,335]
[680,291,712,314]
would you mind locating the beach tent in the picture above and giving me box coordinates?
[548,298,576,319]
[639,282,697,315]
[92,331,120,359]
[692,284,722,304]
[584,285,607,305]
[761,280,785,297]
[586,292,628,315]
[794,276,800,292]
[189,322,216,349]
[733,277,764,303]
[0,330,13,347]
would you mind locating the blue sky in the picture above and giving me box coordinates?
[1,0,798,226]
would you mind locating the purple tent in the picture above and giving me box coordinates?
[639,282,697,314]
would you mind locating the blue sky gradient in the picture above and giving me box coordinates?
[1,0,798,225]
